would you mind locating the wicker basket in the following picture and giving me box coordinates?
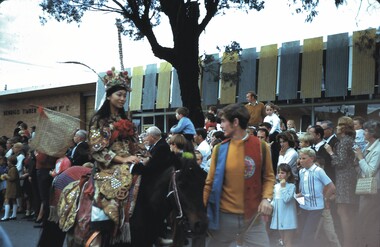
[30,107,80,157]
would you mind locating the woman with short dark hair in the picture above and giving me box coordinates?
[277,131,299,182]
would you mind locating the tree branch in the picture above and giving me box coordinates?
[198,0,219,36]
[143,0,151,19]
[121,0,176,63]
[160,0,181,37]
[112,0,133,19]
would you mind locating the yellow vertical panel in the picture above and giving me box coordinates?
[300,37,323,98]
[258,44,278,102]
[156,62,172,109]
[129,66,144,111]
[220,52,238,104]
[351,29,376,95]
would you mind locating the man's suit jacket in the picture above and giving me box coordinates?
[70,141,90,166]
[327,135,339,150]
[313,143,335,182]
[132,137,174,178]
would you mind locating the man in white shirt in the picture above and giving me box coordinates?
[194,128,211,172]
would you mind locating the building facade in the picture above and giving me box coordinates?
[1,29,379,137]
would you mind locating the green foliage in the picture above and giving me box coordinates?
[355,29,380,61]
[39,0,161,40]
[201,41,243,88]
[288,0,320,22]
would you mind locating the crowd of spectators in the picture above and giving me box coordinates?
[0,92,378,247]
[193,91,379,247]
[0,121,90,229]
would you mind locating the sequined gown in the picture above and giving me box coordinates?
[88,114,138,243]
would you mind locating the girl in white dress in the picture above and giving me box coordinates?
[270,163,297,247]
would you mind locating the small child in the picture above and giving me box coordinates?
[204,113,217,132]
[270,163,297,247]
[298,133,314,148]
[263,102,282,135]
[286,120,297,132]
[170,107,196,141]
[353,116,366,152]
[297,147,336,247]
[194,150,203,166]
[1,155,21,221]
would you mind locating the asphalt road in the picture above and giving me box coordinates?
[0,215,40,247]
[0,215,283,247]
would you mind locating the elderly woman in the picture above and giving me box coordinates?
[353,119,380,247]
[325,116,358,247]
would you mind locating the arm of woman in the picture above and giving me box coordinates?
[358,149,380,177]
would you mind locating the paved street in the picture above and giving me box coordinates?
[0,215,283,247]
[0,216,40,247]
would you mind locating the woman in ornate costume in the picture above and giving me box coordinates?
[87,67,141,246]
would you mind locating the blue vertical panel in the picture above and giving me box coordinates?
[201,54,220,106]
[325,33,349,97]
[238,48,257,103]
[142,64,157,110]
[171,69,183,108]
[278,41,300,100]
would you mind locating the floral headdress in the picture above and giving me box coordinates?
[59,62,132,93]
[103,67,132,92]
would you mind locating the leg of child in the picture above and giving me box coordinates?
[10,199,17,219]
[282,230,295,247]
[279,230,285,246]
[1,199,9,220]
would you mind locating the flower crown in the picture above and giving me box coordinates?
[103,67,132,92]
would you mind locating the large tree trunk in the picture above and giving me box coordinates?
[175,59,204,128]
[172,2,204,128]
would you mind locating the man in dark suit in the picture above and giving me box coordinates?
[130,126,174,245]
[321,120,339,150]
[308,125,335,183]
[67,129,90,166]
[131,126,172,176]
